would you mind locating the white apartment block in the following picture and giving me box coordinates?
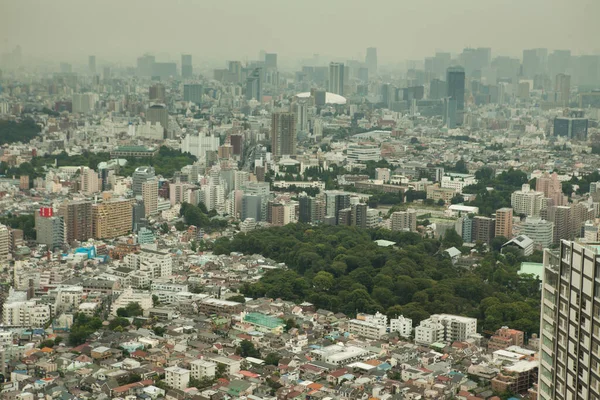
[415,314,477,345]
[538,241,600,400]
[111,287,153,316]
[164,366,190,391]
[124,249,172,278]
[390,316,413,338]
[3,300,51,326]
[347,319,386,340]
[190,359,217,380]
[441,173,477,194]
[51,285,84,313]
[0,224,10,262]
[511,184,545,217]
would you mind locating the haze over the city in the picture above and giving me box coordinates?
[2,0,600,67]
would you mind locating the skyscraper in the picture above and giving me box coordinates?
[181,54,193,78]
[554,74,571,106]
[265,53,277,69]
[366,47,377,75]
[271,112,296,159]
[538,241,600,400]
[328,62,344,96]
[548,50,571,78]
[146,104,168,135]
[88,55,96,75]
[522,48,548,78]
[183,84,203,105]
[137,54,156,76]
[59,201,93,245]
[245,67,263,102]
[446,66,465,111]
[142,179,158,216]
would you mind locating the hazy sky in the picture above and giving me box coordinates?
[1,0,599,68]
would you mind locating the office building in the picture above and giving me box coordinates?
[554,117,588,140]
[183,84,203,105]
[88,55,96,74]
[265,53,277,69]
[447,66,465,111]
[495,208,513,238]
[429,78,446,99]
[149,83,166,103]
[72,93,98,114]
[511,184,545,217]
[146,104,168,134]
[242,195,262,222]
[522,48,548,78]
[441,173,477,194]
[328,62,344,95]
[554,73,571,106]
[548,50,571,78]
[137,54,155,76]
[415,314,477,345]
[132,167,156,196]
[92,199,133,239]
[347,143,381,162]
[271,112,296,158]
[59,201,93,244]
[521,218,554,249]
[36,208,64,250]
[181,132,219,159]
[538,241,600,399]
[151,62,177,79]
[366,47,377,75]
[299,195,325,224]
[245,67,263,101]
[443,97,458,128]
[181,54,192,78]
[391,209,417,232]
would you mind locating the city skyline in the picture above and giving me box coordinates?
[1,0,600,68]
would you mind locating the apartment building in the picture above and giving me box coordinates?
[415,314,477,345]
[92,199,133,239]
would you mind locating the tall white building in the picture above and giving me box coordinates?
[72,93,98,113]
[142,180,159,216]
[3,289,51,326]
[538,241,600,399]
[0,224,10,262]
[80,167,100,195]
[415,314,477,345]
[521,217,554,248]
[111,287,153,316]
[165,366,190,391]
[347,143,381,162]
[390,316,413,338]
[181,132,219,159]
[511,184,545,217]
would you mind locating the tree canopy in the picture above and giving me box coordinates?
[215,223,541,335]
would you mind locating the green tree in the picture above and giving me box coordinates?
[264,353,281,366]
[236,340,260,358]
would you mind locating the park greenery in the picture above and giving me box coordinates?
[0,213,36,240]
[179,202,229,232]
[0,118,41,145]
[214,223,542,336]
[0,146,196,179]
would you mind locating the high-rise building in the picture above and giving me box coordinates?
[245,67,263,101]
[142,180,158,216]
[151,62,177,79]
[391,209,417,232]
[328,62,345,96]
[137,54,156,76]
[72,93,98,114]
[181,132,219,160]
[429,78,446,99]
[553,117,588,140]
[299,195,316,224]
[146,104,168,135]
[365,47,377,75]
[88,55,96,75]
[271,112,296,159]
[149,84,166,103]
[92,199,133,239]
[446,66,465,111]
[181,54,193,78]
[511,184,545,217]
[36,208,64,251]
[554,74,571,106]
[521,218,554,249]
[183,84,203,105]
[242,195,262,222]
[522,48,548,78]
[472,216,495,244]
[132,167,156,196]
[79,167,99,195]
[536,172,567,206]
[324,191,350,224]
[538,241,600,400]
[265,53,277,69]
[59,201,93,244]
[495,208,513,239]
[0,224,10,262]
[548,50,571,79]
